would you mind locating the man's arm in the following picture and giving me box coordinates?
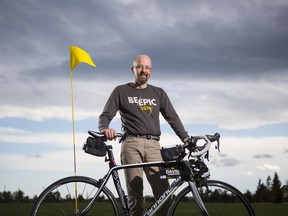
[98,87,119,139]
[160,89,189,141]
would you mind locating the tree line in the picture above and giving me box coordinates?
[0,172,287,203]
[244,172,287,203]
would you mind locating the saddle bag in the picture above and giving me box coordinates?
[83,136,107,157]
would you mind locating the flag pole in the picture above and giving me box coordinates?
[69,45,96,211]
[69,69,78,210]
[69,69,77,176]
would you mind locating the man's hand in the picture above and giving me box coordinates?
[182,136,190,144]
[187,136,197,153]
[100,128,117,140]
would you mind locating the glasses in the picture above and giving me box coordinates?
[134,65,152,71]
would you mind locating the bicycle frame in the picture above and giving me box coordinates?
[80,145,209,216]
[32,132,255,216]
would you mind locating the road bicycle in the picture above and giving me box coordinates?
[30,131,255,216]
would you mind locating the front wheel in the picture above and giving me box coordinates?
[170,179,255,216]
[30,176,120,216]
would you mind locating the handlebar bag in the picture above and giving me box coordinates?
[83,136,106,157]
[160,145,185,161]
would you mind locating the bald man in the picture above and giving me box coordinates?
[99,54,189,216]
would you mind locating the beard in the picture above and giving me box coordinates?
[136,72,150,85]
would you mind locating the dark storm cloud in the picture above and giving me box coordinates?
[1,0,287,82]
[25,153,42,159]
[253,154,273,159]
[211,153,241,167]
[212,157,241,167]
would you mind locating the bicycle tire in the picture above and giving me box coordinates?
[30,176,120,216]
[169,179,255,216]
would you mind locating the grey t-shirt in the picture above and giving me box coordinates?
[98,83,188,140]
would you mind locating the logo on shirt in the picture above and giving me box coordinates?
[128,97,157,114]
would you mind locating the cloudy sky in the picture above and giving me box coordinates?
[1,0,288,198]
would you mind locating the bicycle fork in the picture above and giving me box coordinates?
[188,181,209,216]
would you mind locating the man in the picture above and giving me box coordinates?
[98,54,189,216]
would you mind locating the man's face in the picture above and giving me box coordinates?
[132,56,152,85]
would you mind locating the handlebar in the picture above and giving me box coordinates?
[88,130,123,140]
[186,133,220,158]
[87,130,220,158]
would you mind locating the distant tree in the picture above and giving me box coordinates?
[254,179,262,202]
[266,175,272,191]
[209,189,221,202]
[78,194,85,201]
[44,191,61,202]
[33,194,38,201]
[65,194,72,201]
[1,191,13,202]
[254,179,270,202]
[271,172,282,203]
[264,175,272,202]
[282,180,288,202]
[244,190,253,202]
[13,189,24,202]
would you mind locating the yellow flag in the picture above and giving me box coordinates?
[70,46,96,71]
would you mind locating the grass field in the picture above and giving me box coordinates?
[1,202,287,215]
[252,203,288,215]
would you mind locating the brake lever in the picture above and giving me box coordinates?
[206,133,221,153]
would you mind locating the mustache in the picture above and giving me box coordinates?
[139,72,147,76]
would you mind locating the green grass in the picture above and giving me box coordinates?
[252,203,288,215]
[0,203,34,216]
[0,202,287,215]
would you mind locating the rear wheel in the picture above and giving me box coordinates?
[170,180,255,216]
[30,176,119,216]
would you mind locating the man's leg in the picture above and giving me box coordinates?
[121,137,145,216]
[144,140,170,216]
